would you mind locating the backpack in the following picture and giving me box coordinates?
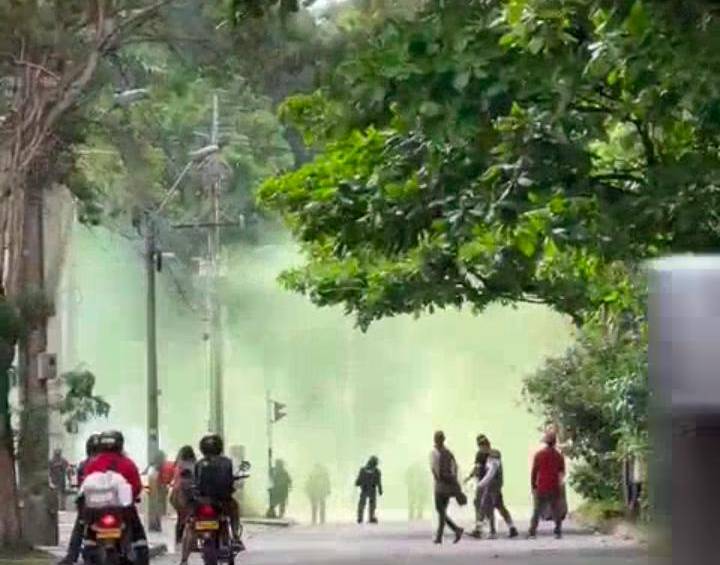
[438,448,456,483]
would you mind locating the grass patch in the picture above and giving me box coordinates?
[0,549,53,565]
[575,499,626,532]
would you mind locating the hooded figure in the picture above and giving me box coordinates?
[355,456,382,524]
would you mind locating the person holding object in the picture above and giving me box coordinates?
[430,431,465,544]
[528,430,566,539]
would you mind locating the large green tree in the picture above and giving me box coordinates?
[258,0,720,329]
[0,0,302,547]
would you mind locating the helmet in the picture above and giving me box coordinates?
[86,433,101,457]
[199,434,223,457]
[99,430,124,453]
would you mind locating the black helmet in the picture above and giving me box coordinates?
[99,430,124,453]
[199,434,223,457]
[86,433,101,457]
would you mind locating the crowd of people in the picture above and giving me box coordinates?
[53,426,568,565]
[57,431,245,565]
[428,429,567,544]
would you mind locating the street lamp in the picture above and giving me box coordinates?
[145,144,220,466]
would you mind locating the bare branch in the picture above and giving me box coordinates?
[11,59,61,82]
[100,0,178,53]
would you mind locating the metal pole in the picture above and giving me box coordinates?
[145,214,159,466]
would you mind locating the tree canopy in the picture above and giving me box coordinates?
[258,0,720,329]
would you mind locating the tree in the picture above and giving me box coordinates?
[257,0,720,504]
[0,0,302,547]
[258,0,720,329]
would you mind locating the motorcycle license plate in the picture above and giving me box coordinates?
[195,521,220,531]
[96,529,122,540]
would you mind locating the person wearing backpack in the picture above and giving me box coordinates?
[430,431,464,544]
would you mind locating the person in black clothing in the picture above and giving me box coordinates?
[355,456,382,524]
[57,434,100,565]
[194,434,243,550]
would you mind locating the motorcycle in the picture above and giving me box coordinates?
[181,460,251,565]
[81,507,131,565]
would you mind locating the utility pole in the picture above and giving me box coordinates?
[173,93,237,437]
[208,93,224,438]
[145,213,160,466]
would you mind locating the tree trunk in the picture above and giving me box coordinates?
[0,144,25,548]
[16,177,57,546]
[0,341,22,548]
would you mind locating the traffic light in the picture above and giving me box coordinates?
[273,401,287,423]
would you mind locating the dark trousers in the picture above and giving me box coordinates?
[357,491,377,523]
[434,493,461,541]
[311,499,326,525]
[65,512,85,562]
[529,491,563,535]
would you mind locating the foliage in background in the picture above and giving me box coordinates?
[257,0,714,506]
[58,370,110,434]
[259,0,720,329]
[524,300,648,502]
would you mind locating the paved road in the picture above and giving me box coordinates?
[163,521,646,565]
[54,513,647,565]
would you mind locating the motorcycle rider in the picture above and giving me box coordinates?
[81,430,149,565]
[194,434,244,551]
[57,434,101,565]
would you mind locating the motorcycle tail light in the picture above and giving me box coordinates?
[196,504,217,519]
[99,514,119,528]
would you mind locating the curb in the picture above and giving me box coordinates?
[242,518,294,527]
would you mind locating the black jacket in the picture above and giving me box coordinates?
[355,466,382,495]
[195,455,234,501]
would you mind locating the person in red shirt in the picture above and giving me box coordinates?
[81,431,149,565]
[528,430,566,539]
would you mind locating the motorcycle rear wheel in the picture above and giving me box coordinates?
[202,538,219,565]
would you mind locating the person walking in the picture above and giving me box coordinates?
[405,461,430,521]
[528,430,566,539]
[147,450,168,532]
[267,459,292,519]
[49,448,70,511]
[305,463,331,525]
[355,456,382,524]
[430,431,464,544]
[473,435,518,539]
